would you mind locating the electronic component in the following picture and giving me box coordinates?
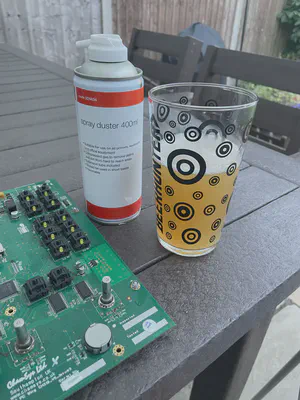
[48,266,72,290]
[43,194,61,211]
[14,318,34,354]
[10,210,19,220]
[69,230,90,251]
[54,209,72,224]
[40,225,61,245]
[0,280,18,301]
[48,238,70,259]
[84,323,112,355]
[99,276,114,306]
[0,243,5,257]
[24,276,49,302]
[61,220,80,237]
[22,199,43,217]
[48,293,67,313]
[62,198,70,206]
[5,198,17,215]
[75,281,93,300]
[18,190,35,204]
[88,259,98,268]
[18,190,43,217]
[33,215,53,233]
[36,184,61,211]
[36,183,52,199]
[75,263,85,276]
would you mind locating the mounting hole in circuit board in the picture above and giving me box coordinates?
[5,306,16,316]
[113,344,125,356]
[130,280,141,291]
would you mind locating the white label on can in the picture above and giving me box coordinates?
[75,84,143,221]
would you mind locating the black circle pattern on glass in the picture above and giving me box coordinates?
[225,124,235,135]
[216,141,233,158]
[157,104,170,122]
[164,204,171,212]
[211,218,222,231]
[200,120,224,137]
[174,202,195,221]
[227,163,237,176]
[164,131,175,144]
[243,119,253,143]
[179,96,188,105]
[165,186,174,196]
[167,149,206,185]
[209,235,216,243]
[168,221,177,230]
[177,111,191,125]
[184,126,201,142]
[205,99,217,106]
[209,176,220,186]
[221,194,229,204]
[177,159,195,175]
[182,228,201,245]
[224,110,233,120]
[204,205,216,216]
[193,191,203,200]
[169,120,176,128]
[166,232,172,240]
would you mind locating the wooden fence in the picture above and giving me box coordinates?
[0,0,104,68]
[0,0,288,69]
[112,0,287,56]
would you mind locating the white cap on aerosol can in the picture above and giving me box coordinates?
[76,34,128,63]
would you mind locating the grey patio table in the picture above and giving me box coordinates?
[1,44,300,400]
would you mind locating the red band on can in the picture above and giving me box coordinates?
[76,87,144,108]
[87,197,142,220]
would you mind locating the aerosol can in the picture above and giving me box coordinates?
[74,34,144,224]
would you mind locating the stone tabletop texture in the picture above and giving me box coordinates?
[1,44,300,400]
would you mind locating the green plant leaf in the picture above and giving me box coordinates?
[278,0,300,56]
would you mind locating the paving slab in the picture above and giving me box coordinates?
[289,287,300,307]
[240,305,300,400]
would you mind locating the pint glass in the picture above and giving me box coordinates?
[149,83,258,257]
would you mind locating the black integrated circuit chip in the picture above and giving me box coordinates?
[75,281,92,300]
[0,280,18,301]
[48,293,67,313]
[88,259,98,268]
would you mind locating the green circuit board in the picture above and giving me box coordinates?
[0,179,174,400]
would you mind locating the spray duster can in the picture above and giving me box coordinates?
[74,34,144,224]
